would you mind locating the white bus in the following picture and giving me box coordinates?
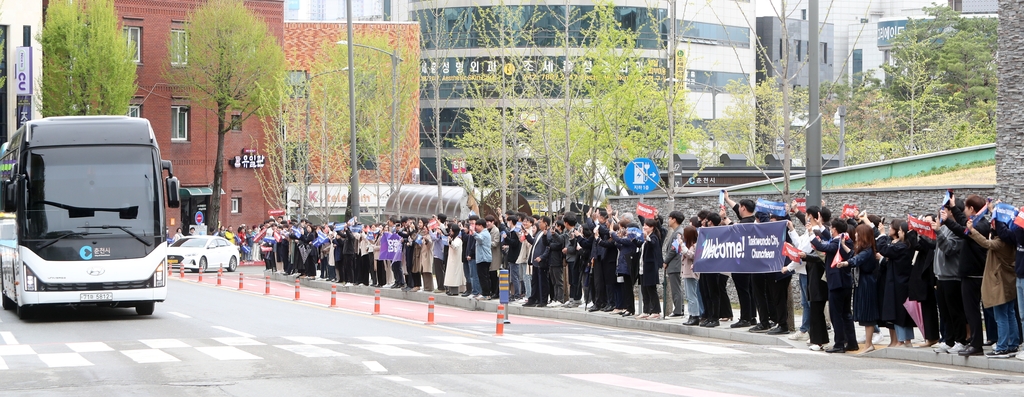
[0,117,180,319]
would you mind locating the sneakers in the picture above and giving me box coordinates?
[872,333,884,345]
[947,342,967,354]
[789,331,809,341]
[985,350,1015,359]
[809,344,824,351]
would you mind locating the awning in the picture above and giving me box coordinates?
[384,185,470,220]
[179,187,225,199]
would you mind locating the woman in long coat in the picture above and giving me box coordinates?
[838,224,881,352]
[637,218,663,319]
[877,220,916,347]
[443,225,465,295]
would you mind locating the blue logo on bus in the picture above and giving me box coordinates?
[80,246,94,260]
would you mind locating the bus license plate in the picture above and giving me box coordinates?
[80,293,113,301]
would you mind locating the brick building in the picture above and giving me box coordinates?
[283,21,420,221]
[113,0,284,234]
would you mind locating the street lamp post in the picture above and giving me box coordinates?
[833,105,846,166]
[337,40,404,222]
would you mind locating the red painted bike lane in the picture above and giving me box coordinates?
[170,271,558,326]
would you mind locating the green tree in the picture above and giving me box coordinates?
[169,0,285,233]
[39,0,137,116]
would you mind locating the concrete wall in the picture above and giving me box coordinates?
[609,185,997,226]
[997,1,1023,204]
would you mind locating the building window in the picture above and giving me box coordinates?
[172,106,189,141]
[822,43,828,64]
[170,29,187,66]
[852,49,863,85]
[230,198,241,214]
[124,26,141,63]
[801,9,807,20]
[231,114,241,131]
[127,105,141,118]
[796,40,802,62]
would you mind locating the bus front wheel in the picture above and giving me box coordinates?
[16,303,33,320]
[136,302,155,315]
[2,293,14,311]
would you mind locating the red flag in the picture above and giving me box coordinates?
[1016,207,1024,229]
[783,242,802,263]
[907,215,937,239]
[794,198,807,213]
[830,235,847,268]
[636,202,657,219]
[841,204,858,219]
[428,219,439,231]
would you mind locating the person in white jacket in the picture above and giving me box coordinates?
[784,215,821,341]
[443,225,465,295]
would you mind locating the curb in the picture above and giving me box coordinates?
[268,272,1024,373]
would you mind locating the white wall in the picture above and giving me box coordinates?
[1,0,44,139]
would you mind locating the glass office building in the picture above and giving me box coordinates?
[409,0,755,185]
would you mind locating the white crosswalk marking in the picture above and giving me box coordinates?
[39,353,93,368]
[498,343,592,356]
[363,361,388,372]
[1,332,18,345]
[214,337,265,346]
[493,335,555,343]
[658,342,748,355]
[0,356,7,370]
[560,335,631,344]
[355,336,415,345]
[195,346,262,360]
[275,344,347,357]
[212,326,255,338]
[427,336,490,344]
[424,344,510,357]
[351,344,428,357]
[770,347,821,355]
[574,342,670,355]
[413,386,445,394]
[0,345,35,356]
[167,312,192,319]
[283,336,341,345]
[121,349,180,364]
[67,342,113,353]
[140,339,190,349]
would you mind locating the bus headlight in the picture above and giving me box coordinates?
[153,259,166,287]
[24,264,37,292]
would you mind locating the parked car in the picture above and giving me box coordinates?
[167,236,238,273]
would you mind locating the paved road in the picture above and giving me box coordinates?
[1,276,1022,396]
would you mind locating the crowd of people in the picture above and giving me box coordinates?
[220,189,1024,359]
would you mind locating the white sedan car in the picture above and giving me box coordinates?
[167,236,239,273]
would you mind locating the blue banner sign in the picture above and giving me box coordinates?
[693,221,788,273]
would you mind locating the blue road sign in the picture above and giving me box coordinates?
[624,158,660,194]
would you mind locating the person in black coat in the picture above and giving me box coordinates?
[838,224,880,352]
[941,194,990,356]
[909,215,940,346]
[638,218,663,319]
[811,217,857,353]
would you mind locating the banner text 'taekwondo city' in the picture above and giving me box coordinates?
[693,221,788,274]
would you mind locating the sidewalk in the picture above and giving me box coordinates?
[266,272,1024,373]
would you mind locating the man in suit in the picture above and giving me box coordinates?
[811,216,858,353]
[662,211,688,321]
[547,220,566,306]
[723,193,758,329]
[525,216,552,307]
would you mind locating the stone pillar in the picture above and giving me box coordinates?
[997,1,1024,203]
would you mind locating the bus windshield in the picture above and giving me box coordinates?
[24,146,159,240]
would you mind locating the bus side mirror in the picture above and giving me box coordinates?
[166,177,181,208]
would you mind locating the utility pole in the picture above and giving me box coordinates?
[666,0,677,203]
[807,0,822,208]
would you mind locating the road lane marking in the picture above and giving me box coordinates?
[427,336,489,344]
[563,374,755,397]
[283,336,341,345]
[140,339,190,349]
[212,326,255,338]
[769,347,821,355]
[0,345,35,356]
[351,344,428,357]
[39,353,93,368]
[355,336,415,345]
[214,337,265,346]
[167,312,192,319]
[497,343,592,356]
[363,361,388,372]
[1,332,17,345]
[382,375,409,382]
[492,335,554,343]
[67,342,113,353]
[574,342,670,355]
[424,344,510,357]
[412,386,445,394]
[0,356,7,370]
[275,344,347,357]
[121,349,180,363]
[195,346,263,360]
[657,342,748,355]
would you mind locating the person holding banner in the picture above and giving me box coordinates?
[722,192,758,329]
[965,209,1020,358]
[836,224,881,353]
[811,219,857,353]
[877,220,918,348]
